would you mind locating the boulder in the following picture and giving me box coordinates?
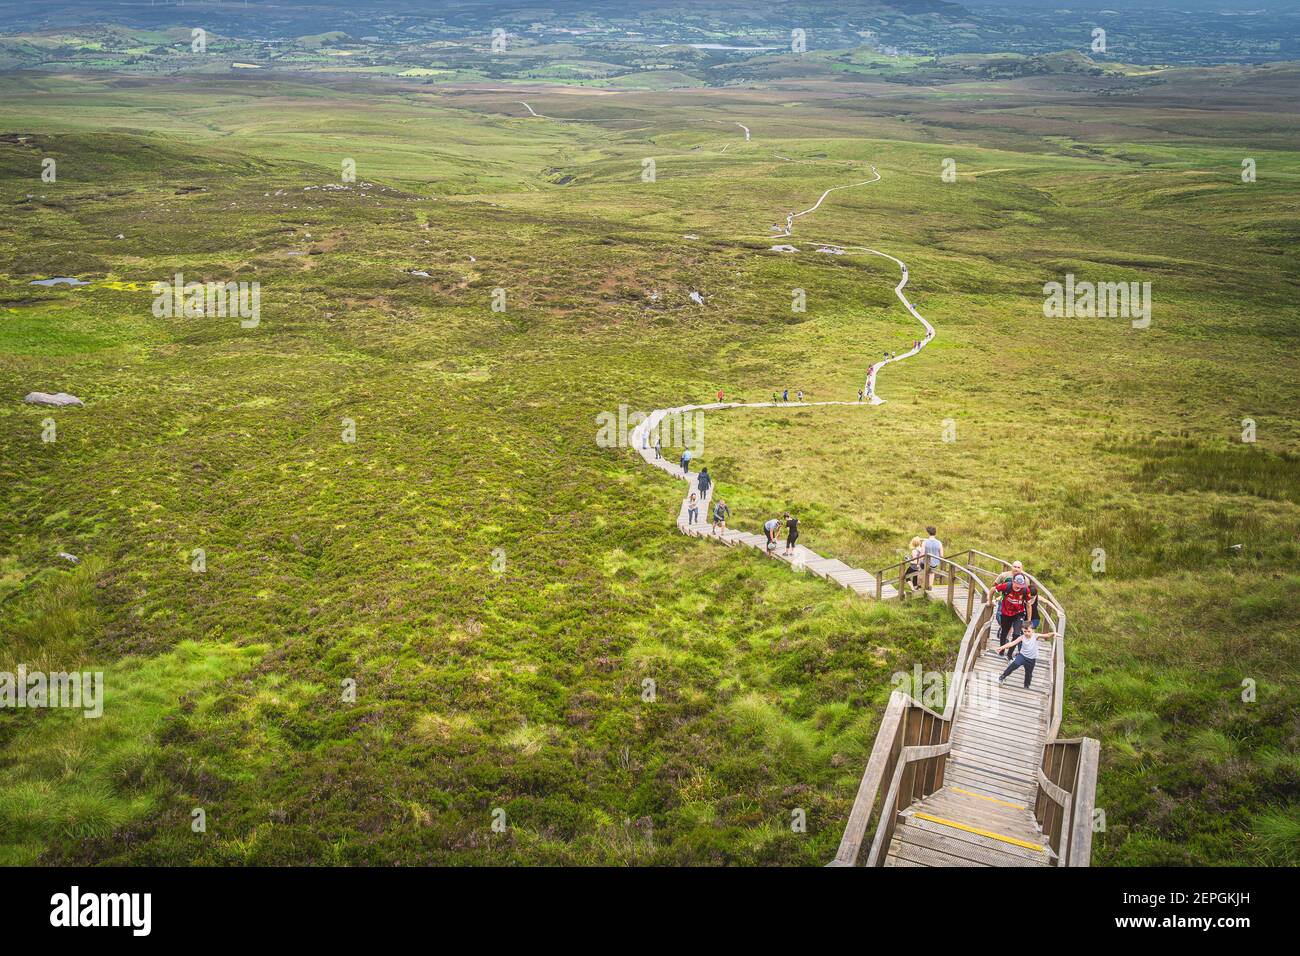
[24,391,83,407]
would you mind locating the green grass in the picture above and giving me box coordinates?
[0,66,1297,865]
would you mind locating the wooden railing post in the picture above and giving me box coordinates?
[1066,738,1100,866]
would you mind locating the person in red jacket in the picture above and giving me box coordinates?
[991,573,1037,657]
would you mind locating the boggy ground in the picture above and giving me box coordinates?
[0,67,1297,865]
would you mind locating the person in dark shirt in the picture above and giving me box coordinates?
[711,498,730,534]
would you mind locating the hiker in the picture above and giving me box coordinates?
[687,492,699,525]
[764,516,781,552]
[906,535,925,591]
[783,512,800,556]
[991,573,1036,657]
[654,438,662,461]
[995,561,1040,630]
[696,467,712,500]
[712,498,730,534]
[717,389,724,402]
[997,628,1040,688]
[680,447,693,474]
[922,526,944,587]
[771,391,779,403]
[994,560,1025,585]
[796,389,803,403]
[857,388,864,403]
[782,388,789,403]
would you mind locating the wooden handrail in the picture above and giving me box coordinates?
[829,693,909,866]
[834,546,1099,867]
[946,604,995,723]
[829,692,949,866]
[864,740,951,866]
[1035,737,1100,866]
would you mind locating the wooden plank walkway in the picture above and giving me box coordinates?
[630,414,1063,866]
[627,166,1084,866]
[885,627,1056,867]
[632,417,917,600]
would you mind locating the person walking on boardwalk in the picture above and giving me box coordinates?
[696,467,712,500]
[687,492,699,526]
[783,512,800,556]
[857,387,864,403]
[717,389,724,402]
[796,389,803,403]
[995,560,1025,586]
[995,560,1040,630]
[906,535,925,591]
[997,628,1040,689]
[654,437,662,461]
[680,447,693,474]
[991,573,1035,657]
[782,388,789,403]
[771,390,779,404]
[922,525,944,587]
[712,498,730,534]
[764,516,781,552]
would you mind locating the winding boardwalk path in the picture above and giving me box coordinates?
[629,168,934,590]
[627,161,1095,867]
[510,103,1095,864]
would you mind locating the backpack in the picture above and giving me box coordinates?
[996,581,1036,617]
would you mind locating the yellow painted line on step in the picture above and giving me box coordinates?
[949,787,1026,811]
[912,813,1044,852]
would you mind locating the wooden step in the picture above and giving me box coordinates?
[949,738,1042,768]
[894,818,1049,867]
[911,796,1038,837]
[944,768,1036,804]
[942,774,1036,807]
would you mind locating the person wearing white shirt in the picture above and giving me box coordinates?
[997,630,1040,688]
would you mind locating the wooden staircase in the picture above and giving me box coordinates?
[828,557,1100,869]
[884,626,1057,867]
[888,789,1052,867]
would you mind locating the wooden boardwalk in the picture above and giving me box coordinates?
[627,165,1097,867]
[886,627,1058,867]
[630,411,1094,866]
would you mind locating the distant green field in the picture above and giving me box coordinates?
[0,64,1297,866]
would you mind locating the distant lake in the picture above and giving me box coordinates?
[30,277,89,286]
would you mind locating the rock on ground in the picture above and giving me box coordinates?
[24,391,83,407]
